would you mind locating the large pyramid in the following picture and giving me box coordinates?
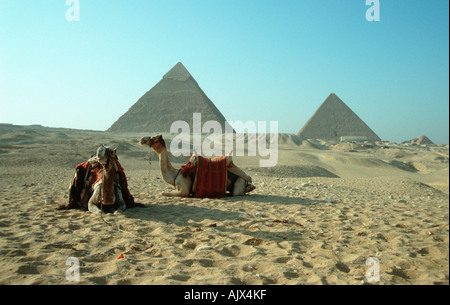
[108,62,231,133]
[297,93,381,142]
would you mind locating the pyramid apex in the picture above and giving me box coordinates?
[322,93,346,106]
[326,93,340,100]
[163,62,192,81]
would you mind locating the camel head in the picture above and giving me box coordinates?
[96,144,117,167]
[96,145,117,206]
[140,135,165,150]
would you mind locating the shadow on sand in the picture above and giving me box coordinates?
[117,194,324,245]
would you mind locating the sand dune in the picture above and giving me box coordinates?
[0,125,448,285]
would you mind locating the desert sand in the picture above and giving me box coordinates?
[0,124,448,285]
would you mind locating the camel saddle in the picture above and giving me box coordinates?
[180,155,252,198]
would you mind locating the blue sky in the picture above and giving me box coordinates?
[0,0,448,143]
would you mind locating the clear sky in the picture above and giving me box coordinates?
[0,0,448,143]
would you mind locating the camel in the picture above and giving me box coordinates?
[88,145,126,214]
[58,145,138,213]
[140,135,256,197]
[87,145,126,214]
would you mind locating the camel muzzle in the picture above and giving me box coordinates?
[139,138,149,145]
[140,135,162,146]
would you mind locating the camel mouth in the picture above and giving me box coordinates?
[97,157,108,166]
[140,137,151,146]
[140,135,163,146]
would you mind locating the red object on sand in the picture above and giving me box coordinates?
[180,156,228,198]
[117,253,124,260]
[194,156,228,198]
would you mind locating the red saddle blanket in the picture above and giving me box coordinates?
[180,156,228,198]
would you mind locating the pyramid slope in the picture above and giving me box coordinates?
[297,94,381,142]
[108,63,231,133]
[416,136,434,145]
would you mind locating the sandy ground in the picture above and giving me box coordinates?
[0,124,448,285]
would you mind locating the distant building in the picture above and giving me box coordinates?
[340,136,368,143]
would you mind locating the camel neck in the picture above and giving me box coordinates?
[102,162,116,205]
[155,145,178,185]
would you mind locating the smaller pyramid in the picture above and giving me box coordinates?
[297,93,381,142]
[416,136,434,145]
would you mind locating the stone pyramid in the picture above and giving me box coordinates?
[416,136,434,145]
[297,93,381,142]
[108,62,231,133]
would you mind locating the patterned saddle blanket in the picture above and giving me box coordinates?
[180,155,252,198]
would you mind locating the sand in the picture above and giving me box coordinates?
[0,124,448,285]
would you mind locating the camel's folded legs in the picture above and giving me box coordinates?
[161,177,255,197]
[162,184,191,197]
[232,177,256,196]
[114,182,126,212]
[88,181,126,214]
[88,181,102,214]
[162,189,190,197]
[162,177,192,197]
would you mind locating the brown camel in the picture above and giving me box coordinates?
[140,135,256,197]
[88,145,126,214]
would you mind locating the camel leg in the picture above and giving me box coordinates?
[232,178,256,196]
[245,183,256,193]
[232,178,246,196]
[88,182,102,214]
[80,189,89,209]
[162,178,191,197]
[162,188,190,197]
[114,183,126,212]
